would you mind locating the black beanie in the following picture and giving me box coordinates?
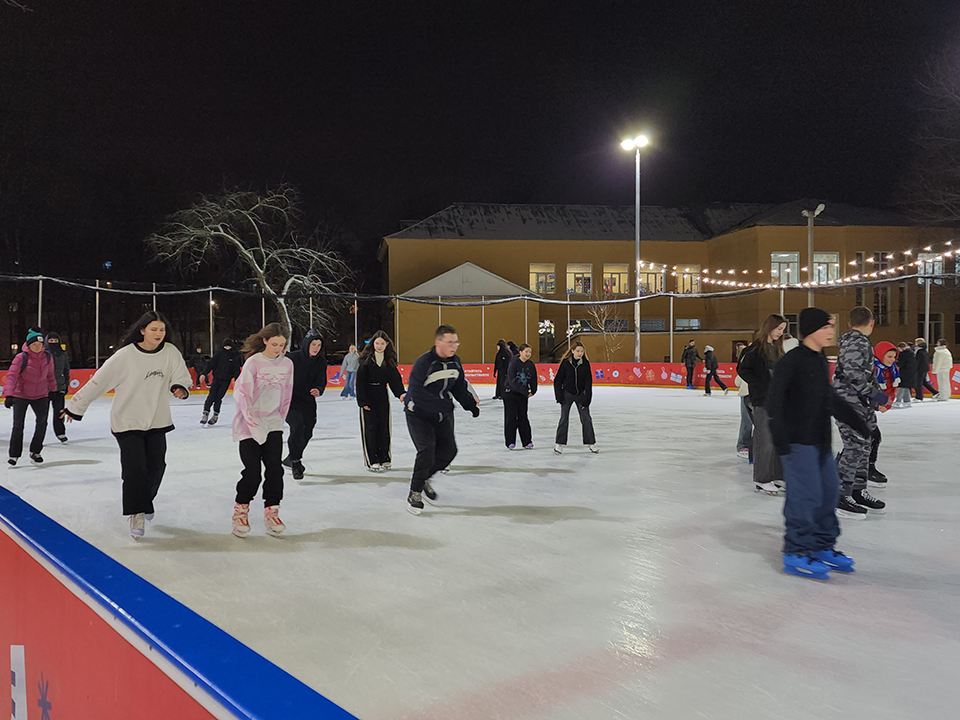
[799,307,832,338]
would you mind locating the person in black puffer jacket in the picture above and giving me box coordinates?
[914,339,937,400]
[553,340,596,454]
[503,343,538,449]
[702,345,728,396]
[201,338,242,425]
[356,330,405,472]
[284,329,327,480]
[45,332,71,443]
[493,339,512,400]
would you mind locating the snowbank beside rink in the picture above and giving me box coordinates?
[0,486,356,720]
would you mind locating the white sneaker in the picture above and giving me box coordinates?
[554,444,563,455]
[755,481,781,495]
[589,444,599,454]
[264,505,285,537]
[232,503,250,538]
[129,513,145,541]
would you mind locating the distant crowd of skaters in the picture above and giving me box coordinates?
[2,312,600,541]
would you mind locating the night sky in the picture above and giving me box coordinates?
[2,1,959,287]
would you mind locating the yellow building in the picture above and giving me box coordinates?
[381,202,960,363]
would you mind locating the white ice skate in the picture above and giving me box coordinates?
[232,503,250,538]
[589,445,599,454]
[754,481,781,495]
[264,505,285,537]
[129,513,145,541]
[554,444,563,455]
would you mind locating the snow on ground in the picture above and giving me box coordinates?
[3,386,959,719]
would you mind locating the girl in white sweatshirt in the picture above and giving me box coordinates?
[64,311,191,541]
[231,323,294,538]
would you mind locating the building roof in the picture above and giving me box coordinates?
[400,261,537,298]
[386,201,929,244]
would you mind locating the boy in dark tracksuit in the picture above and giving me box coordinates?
[767,308,870,580]
[832,307,889,518]
[284,329,327,480]
[201,339,242,425]
[404,324,480,515]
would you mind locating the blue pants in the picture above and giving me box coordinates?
[781,444,840,555]
[340,371,357,397]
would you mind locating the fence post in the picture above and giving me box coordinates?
[669,294,674,362]
[395,298,400,361]
[209,291,214,357]
[152,282,156,311]
[354,293,359,348]
[481,295,485,363]
[95,279,100,369]
[37,278,43,328]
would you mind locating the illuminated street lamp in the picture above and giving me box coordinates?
[801,203,825,307]
[621,134,650,362]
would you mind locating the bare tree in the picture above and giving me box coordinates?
[3,0,32,10]
[585,288,626,361]
[146,184,353,337]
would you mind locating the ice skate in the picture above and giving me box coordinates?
[292,460,305,482]
[724,388,729,396]
[29,452,43,464]
[524,443,534,449]
[422,481,439,505]
[281,456,293,469]
[129,513,145,541]
[703,392,711,396]
[264,505,285,536]
[7,458,16,467]
[754,481,781,495]
[200,411,209,424]
[507,443,516,450]
[932,392,940,401]
[853,488,886,514]
[736,448,750,460]
[369,463,383,473]
[554,444,563,455]
[208,412,219,426]
[57,434,68,443]
[811,549,855,573]
[407,491,424,515]
[837,495,868,519]
[382,462,391,470]
[589,444,599,453]
[782,553,830,580]
[232,503,250,538]
[773,479,786,490]
[868,468,888,487]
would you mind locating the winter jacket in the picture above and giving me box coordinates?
[493,343,513,377]
[554,357,592,404]
[65,342,192,434]
[505,357,538,396]
[289,330,327,405]
[206,347,242,384]
[915,346,931,374]
[704,350,719,373]
[45,334,71,393]
[767,343,870,455]
[404,348,478,423]
[681,345,702,368]
[736,341,780,408]
[873,341,900,406]
[897,348,916,389]
[232,352,294,444]
[356,356,405,408]
[3,343,57,401]
[187,350,206,372]
[832,329,888,410]
[341,351,360,373]
[932,346,954,374]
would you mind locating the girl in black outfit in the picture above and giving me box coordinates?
[357,330,406,472]
[503,343,538,449]
[201,338,242,425]
[914,339,937,400]
[553,340,597,454]
[492,339,512,399]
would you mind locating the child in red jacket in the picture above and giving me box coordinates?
[868,341,899,488]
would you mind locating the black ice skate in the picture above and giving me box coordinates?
[837,495,868,519]
[292,460,305,482]
[208,412,219,426]
[200,411,209,424]
[29,453,43,464]
[853,488,886,513]
[422,481,439,505]
[868,468,888,487]
[407,491,424,515]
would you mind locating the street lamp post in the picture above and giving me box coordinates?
[801,203,825,307]
[621,134,649,362]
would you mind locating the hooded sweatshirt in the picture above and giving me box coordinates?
[3,342,57,400]
[232,352,294,444]
[873,341,900,405]
[45,334,71,393]
[289,330,328,405]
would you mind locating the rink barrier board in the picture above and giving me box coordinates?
[3,362,958,396]
[0,486,357,720]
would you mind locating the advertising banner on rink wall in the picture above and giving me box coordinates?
[0,487,356,720]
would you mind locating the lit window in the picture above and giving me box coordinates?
[918,252,944,287]
[813,252,840,283]
[529,264,555,294]
[770,252,799,285]
[566,264,593,294]
[602,264,629,294]
[639,271,664,294]
[676,265,701,294]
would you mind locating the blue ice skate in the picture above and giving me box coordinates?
[811,549,855,573]
[782,553,830,580]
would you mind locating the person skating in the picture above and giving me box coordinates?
[914,339,937,400]
[201,338,242,425]
[734,342,753,460]
[3,329,57,465]
[894,342,915,407]
[766,308,870,580]
[702,345,728,396]
[503,343,538,449]
[868,341,899,488]
[45,332,71,443]
[493,339,512,399]
[553,340,597,454]
[681,340,702,389]
[356,331,405,472]
[833,307,890,518]
[231,323,294,538]
[932,339,953,401]
[403,324,479,515]
[283,329,327,481]
[62,312,191,540]
[340,344,359,399]
[187,346,208,390]
[736,314,787,494]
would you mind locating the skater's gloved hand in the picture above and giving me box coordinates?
[469,404,480,417]
[3,397,13,409]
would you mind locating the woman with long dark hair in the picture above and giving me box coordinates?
[356,330,406,472]
[63,311,191,541]
[736,313,787,495]
[553,340,597,454]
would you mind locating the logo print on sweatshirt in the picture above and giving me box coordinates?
[258,367,290,386]
[144,369,165,381]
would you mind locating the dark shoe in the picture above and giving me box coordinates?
[281,456,293,469]
[837,495,868,519]
[292,460,305,482]
[868,468,888,487]
[30,453,43,464]
[57,434,68,443]
[407,491,424,515]
[7,458,16,466]
[200,411,209,424]
[207,412,219,426]
[853,489,886,513]
[422,481,439,505]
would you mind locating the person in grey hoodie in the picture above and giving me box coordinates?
[702,345,728,396]
[340,344,359,398]
[45,332,71,442]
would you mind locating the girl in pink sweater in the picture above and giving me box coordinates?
[232,323,294,538]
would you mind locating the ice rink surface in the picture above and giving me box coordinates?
[3,385,959,719]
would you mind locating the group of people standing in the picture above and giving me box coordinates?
[886,337,953,407]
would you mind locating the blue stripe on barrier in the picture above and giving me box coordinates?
[0,486,357,720]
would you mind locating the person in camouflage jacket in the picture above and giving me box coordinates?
[832,307,890,516]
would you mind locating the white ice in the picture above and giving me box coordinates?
[3,386,959,719]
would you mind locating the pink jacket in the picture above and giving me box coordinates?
[3,343,57,400]
[232,352,294,444]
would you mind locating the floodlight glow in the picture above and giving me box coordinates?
[621,139,635,151]
[635,135,649,147]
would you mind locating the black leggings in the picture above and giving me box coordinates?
[704,370,727,393]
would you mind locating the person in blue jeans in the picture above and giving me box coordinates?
[340,344,359,398]
[766,308,871,580]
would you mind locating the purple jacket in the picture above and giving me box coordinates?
[3,343,58,400]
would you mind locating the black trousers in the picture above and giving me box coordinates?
[685,365,695,386]
[360,398,392,467]
[286,400,317,461]
[915,371,937,399]
[203,379,231,413]
[237,431,284,507]
[494,372,506,399]
[502,392,531,447]
[555,392,596,445]
[115,429,168,516]
[869,426,882,471]
[704,370,727,394]
[10,397,49,458]
[405,411,457,492]
[49,391,67,438]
